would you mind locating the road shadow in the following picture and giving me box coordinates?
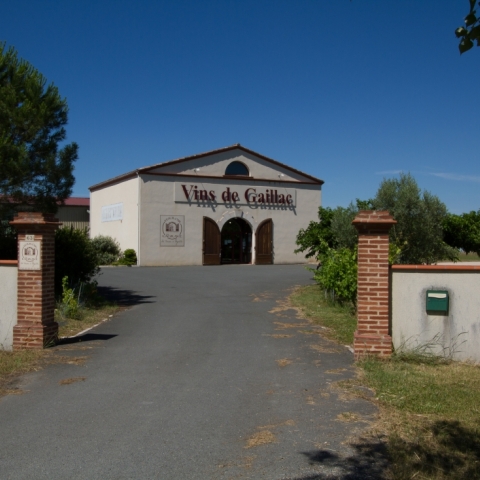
[97,286,155,306]
[57,333,118,345]
[285,437,389,479]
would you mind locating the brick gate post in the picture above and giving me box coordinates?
[10,212,61,349]
[352,211,396,359]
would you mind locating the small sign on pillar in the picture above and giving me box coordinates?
[19,240,41,270]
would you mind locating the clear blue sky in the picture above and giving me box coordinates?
[2,1,478,213]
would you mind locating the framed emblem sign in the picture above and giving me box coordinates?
[160,215,185,247]
[19,241,41,270]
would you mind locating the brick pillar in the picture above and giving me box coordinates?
[10,212,61,349]
[352,211,396,359]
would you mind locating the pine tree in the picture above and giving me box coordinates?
[0,42,78,214]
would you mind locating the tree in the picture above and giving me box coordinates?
[456,0,480,54]
[295,199,373,261]
[372,173,457,264]
[443,210,480,255]
[0,43,78,214]
[295,206,337,260]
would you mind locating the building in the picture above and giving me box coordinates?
[89,145,323,266]
[0,196,89,230]
[56,197,90,230]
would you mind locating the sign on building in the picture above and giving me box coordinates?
[102,203,123,222]
[160,215,185,246]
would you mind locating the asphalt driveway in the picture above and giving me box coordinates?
[0,265,386,479]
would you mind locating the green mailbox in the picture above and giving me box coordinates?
[426,290,449,314]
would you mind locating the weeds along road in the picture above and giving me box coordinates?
[0,265,383,479]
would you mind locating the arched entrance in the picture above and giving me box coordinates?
[221,218,252,264]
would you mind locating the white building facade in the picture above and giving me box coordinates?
[89,145,323,266]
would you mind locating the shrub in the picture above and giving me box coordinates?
[116,248,137,266]
[55,227,99,293]
[313,247,357,307]
[55,276,103,322]
[91,235,121,265]
[58,276,79,319]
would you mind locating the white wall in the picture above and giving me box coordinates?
[90,176,139,255]
[392,268,480,363]
[0,263,18,351]
[138,175,321,266]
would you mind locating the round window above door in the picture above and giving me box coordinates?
[225,161,249,176]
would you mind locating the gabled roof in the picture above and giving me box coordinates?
[89,144,324,191]
[61,197,89,207]
[0,195,89,207]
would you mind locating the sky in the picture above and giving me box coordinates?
[1,1,479,213]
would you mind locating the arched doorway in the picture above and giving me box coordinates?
[221,218,252,264]
[255,219,273,264]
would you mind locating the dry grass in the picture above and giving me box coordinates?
[0,302,119,398]
[273,321,307,330]
[336,412,361,423]
[325,368,347,374]
[0,350,46,396]
[57,304,119,338]
[245,430,276,449]
[244,420,295,449]
[59,376,86,385]
[290,284,356,345]
[264,334,294,339]
[309,343,342,354]
[276,358,293,367]
[65,356,88,366]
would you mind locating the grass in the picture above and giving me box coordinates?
[0,298,119,397]
[361,356,480,479]
[290,284,356,345]
[56,302,119,338]
[291,285,480,479]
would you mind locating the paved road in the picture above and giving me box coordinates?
[0,265,386,479]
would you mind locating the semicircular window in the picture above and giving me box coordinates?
[225,161,249,176]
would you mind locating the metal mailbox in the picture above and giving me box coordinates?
[426,290,449,314]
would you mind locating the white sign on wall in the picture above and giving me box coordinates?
[160,215,185,247]
[19,241,41,270]
[102,203,123,222]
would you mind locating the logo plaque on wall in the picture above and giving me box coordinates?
[160,215,185,247]
[19,241,41,270]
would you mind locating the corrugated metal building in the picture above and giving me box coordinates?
[56,197,90,230]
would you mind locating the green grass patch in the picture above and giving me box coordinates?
[361,356,480,420]
[290,285,480,479]
[360,356,480,479]
[290,284,356,345]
